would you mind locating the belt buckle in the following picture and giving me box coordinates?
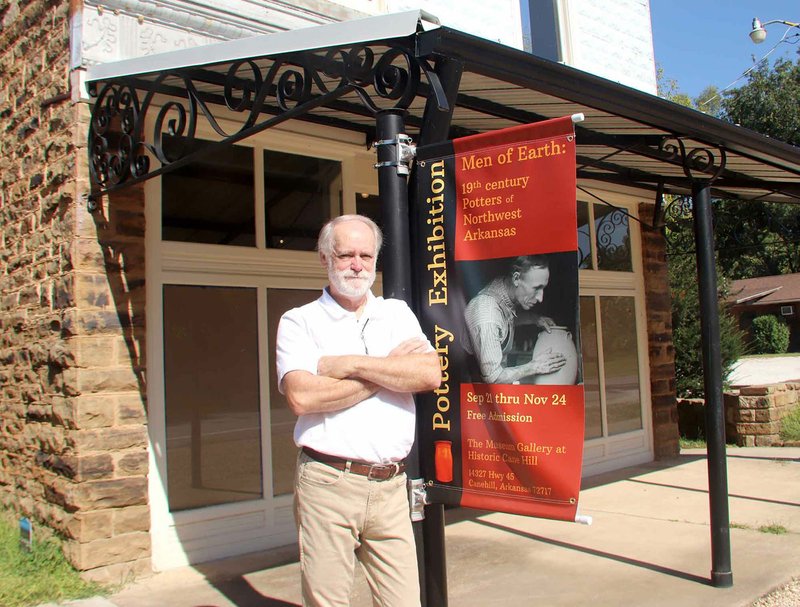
[368,462,399,481]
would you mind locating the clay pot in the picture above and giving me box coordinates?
[531,326,578,385]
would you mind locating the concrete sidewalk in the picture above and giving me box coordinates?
[61,447,800,607]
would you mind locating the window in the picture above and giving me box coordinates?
[264,151,342,251]
[600,296,642,435]
[576,200,633,272]
[163,285,263,512]
[162,137,255,246]
[579,294,643,439]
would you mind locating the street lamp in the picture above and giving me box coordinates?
[749,17,800,44]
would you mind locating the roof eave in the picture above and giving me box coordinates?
[416,27,800,177]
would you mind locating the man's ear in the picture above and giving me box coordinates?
[512,271,520,286]
[319,252,328,268]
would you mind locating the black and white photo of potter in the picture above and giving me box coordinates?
[460,252,581,386]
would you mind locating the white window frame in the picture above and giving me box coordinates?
[578,191,654,476]
[145,115,379,569]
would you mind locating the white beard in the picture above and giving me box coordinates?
[329,265,375,300]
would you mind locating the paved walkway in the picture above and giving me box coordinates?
[51,446,800,607]
[728,356,800,386]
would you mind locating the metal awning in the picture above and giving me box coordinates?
[86,10,800,204]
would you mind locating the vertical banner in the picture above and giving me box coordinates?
[412,116,585,521]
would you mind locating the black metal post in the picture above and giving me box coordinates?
[691,181,733,588]
[374,109,429,603]
[377,110,413,302]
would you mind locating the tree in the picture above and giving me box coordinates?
[656,76,746,398]
[665,215,745,398]
[721,58,800,146]
[695,85,722,118]
[712,58,800,279]
[658,60,800,396]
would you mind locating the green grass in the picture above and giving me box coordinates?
[780,407,800,443]
[758,523,788,535]
[0,510,106,607]
[679,437,707,449]
[730,521,789,534]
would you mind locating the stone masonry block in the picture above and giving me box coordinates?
[72,395,116,429]
[71,335,119,368]
[77,367,140,393]
[117,393,146,424]
[72,426,147,452]
[64,531,150,570]
[60,477,148,511]
[755,435,779,447]
[739,385,774,396]
[736,421,781,435]
[738,395,773,409]
[115,450,148,477]
[80,557,153,584]
[754,409,779,423]
[113,505,150,535]
[75,272,113,309]
[65,510,114,542]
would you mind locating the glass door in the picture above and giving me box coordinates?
[163,285,263,512]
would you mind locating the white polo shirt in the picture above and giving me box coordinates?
[276,288,433,464]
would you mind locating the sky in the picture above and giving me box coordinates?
[650,0,800,100]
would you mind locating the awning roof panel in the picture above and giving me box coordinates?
[85,11,800,203]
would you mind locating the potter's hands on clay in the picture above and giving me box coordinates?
[529,348,567,375]
[535,316,557,333]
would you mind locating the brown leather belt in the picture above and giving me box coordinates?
[302,446,406,481]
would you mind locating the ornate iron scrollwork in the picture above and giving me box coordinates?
[659,137,727,182]
[88,44,430,194]
[658,138,728,256]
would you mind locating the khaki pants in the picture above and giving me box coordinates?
[294,452,420,607]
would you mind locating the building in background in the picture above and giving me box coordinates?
[727,274,800,352]
[4,0,794,581]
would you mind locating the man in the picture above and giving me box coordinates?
[463,255,566,384]
[276,214,441,607]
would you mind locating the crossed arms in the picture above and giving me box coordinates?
[282,338,442,416]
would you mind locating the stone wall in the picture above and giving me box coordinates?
[638,204,679,458]
[725,383,800,446]
[0,0,150,581]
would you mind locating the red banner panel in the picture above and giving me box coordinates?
[413,116,585,522]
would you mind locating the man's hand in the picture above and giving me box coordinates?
[389,338,430,357]
[529,348,567,375]
[317,338,431,379]
[535,316,557,333]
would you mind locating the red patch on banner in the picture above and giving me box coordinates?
[458,383,584,520]
[452,117,577,261]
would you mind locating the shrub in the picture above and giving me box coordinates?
[780,406,800,443]
[668,249,745,398]
[750,315,790,354]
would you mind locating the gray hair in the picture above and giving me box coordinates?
[511,255,549,276]
[317,214,383,259]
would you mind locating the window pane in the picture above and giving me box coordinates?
[580,297,603,439]
[162,137,255,246]
[164,285,262,511]
[600,296,642,435]
[264,151,342,251]
[267,288,321,496]
[594,203,632,271]
[577,200,592,269]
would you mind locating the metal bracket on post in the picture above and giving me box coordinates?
[408,478,429,522]
[373,134,416,175]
